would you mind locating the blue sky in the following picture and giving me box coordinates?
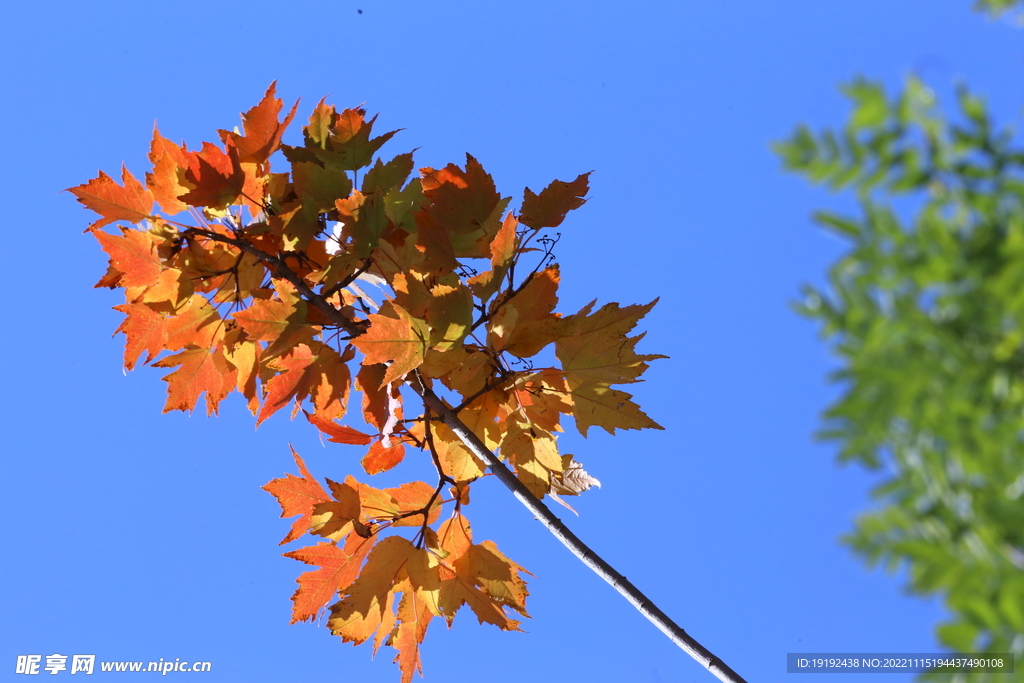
[2,1,1023,681]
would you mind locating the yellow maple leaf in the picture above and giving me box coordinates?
[556,300,666,436]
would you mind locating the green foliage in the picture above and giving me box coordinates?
[778,78,1024,679]
[975,0,1024,17]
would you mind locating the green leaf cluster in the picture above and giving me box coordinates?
[778,77,1024,679]
[975,0,1024,17]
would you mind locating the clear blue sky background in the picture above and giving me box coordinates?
[2,1,1022,681]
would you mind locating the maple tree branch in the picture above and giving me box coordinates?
[322,258,372,301]
[470,270,538,334]
[185,225,744,681]
[401,401,456,544]
[182,221,743,681]
[80,92,739,683]
[408,379,748,683]
[184,227,366,338]
[469,230,561,334]
[452,373,511,413]
[420,403,455,487]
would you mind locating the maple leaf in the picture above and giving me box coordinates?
[362,440,406,475]
[233,282,316,358]
[335,190,389,258]
[257,343,351,425]
[283,534,376,623]
[113,303,167,370]
[393,590,432,683]
[146,127,191,215]
[425,283,473,351]
[292,161,353,212]
[327,109,401,171]
[356,364,400,432]
[420,154,501,236]
[547,455,601,516]
[178,141,248,209]
[430,423,485,483]
[362,152,415,195]
[556,300,666,436]
[304,410,375,445]
[162,295,224,351]
[419,157,511,264]
[289,106,400,172]
[302,98,335,148]
[218,81,298,166]
[468,211,518,301]
[500,420,562,498]
[307,477,372,543]
[352,303,430,385]
[92,226,164,289]
[519,172,591,230]
[487,266,564,357]
[436,516,528,629]
[152,346,236,415]
[222,329,261,412]
[137,267,193,308]
[328,536,424,644]
[68,166,154,231]
[383,481,442,528]
[502,421,562,471]
[328,536,441,683]
[512,368,573,433]
[262,446,332,544]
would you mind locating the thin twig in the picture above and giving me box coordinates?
[407,378,748,683]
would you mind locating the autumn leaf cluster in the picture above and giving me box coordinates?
[71,83,664,682]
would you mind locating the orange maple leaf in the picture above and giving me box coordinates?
[436,516,528,629]
[467,211,519,301]
[152,346,236,415]
[420,154,501,236]
[282,533,376,623]
[361,440,406,475]
[326,109,400,171]
[179,141,248,209]
[393,590,432,683]
[162,296,224,351]
[328,536,422,644]
[257,343,351,425]
[383,481,441,527]
[352,303,429,385]
[488,265,563,357]
[304,410,375,445]
[233,284,316,358]
[68,166,154,231]
[92,226,164,289]
[113,303,167,370]
[219,81,298,166]
[263,447,333,544]
[519,172,591,229]
[146,127,191,215]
